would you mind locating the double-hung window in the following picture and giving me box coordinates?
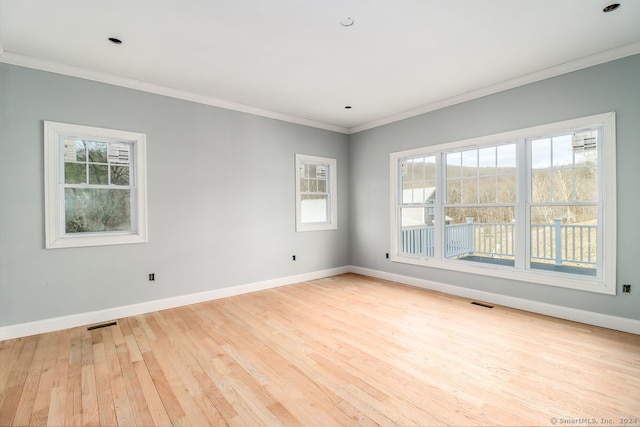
[295,154,337,231]
[44,121,148,248]
[391,113,616,294]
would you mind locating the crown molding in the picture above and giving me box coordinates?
[347,41,640,134]
[0,51,350,135]
[2,42,639,136]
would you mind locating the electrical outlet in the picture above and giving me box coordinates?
[385,253,389,259]
[622,284,631,294]
[149,273,155,281]
[292,255,296,261]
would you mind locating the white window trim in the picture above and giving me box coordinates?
[390,112,616,295]
[295,154,338,232]
[44,121,148,249]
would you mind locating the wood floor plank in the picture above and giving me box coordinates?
[130,358,173,426]
[28,331,65,426]
[0,385,25,427]
[114,329,154,427]
[0,338,25,397]
[140,349,185,424]
[80,329,99,427]
[92,340,117,427]
[2,273,639,426]
[62,327,82,427]
[0,335,37,425]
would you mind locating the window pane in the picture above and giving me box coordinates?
[402,156,436,204]
[400,207,434,257]
[446,180,460,204]
[495,143,517,203]
[87,141,108,163]
[64,163,86,184]
[461,178,477,204]
[300,177,308,192]
[447,145,516,206]
[574,133,598,202]
[531,130,599,204]
[89,164,109,185]
[530,206,597,276]
[446,152,461,178]
[108,143,130,164]
[64,139,86,162]
[531,138,551,169]
[64,139,87,162]
[444,207,516,264]
[575,165,598,202]
[497,174,516,203]
[64,188,131,233]
[552,135,573,167]
[497,144,516,170]
[478,147,496,168]
[551,169,574,202]
[401,206,431,227]
[478,176,496,203]
[462,150,477,172]
[403,187,436,205]
[531,171,551,203]
[575,144,598,165]
[316,165,327,179]
[110,166,130,186]
[300,194,328,223]
[317,179,326,193]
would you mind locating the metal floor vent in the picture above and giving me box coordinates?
[471,301,494,309]
[87,321,117,331]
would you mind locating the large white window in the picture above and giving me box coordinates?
[391,113,616,294]
[44,121,148,248]
[295,154,337,232]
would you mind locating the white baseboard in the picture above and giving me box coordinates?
[2,264,638,340]
[349,266,640,335]
[0,266,350,341]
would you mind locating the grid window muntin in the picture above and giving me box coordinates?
[390,113,615,294]
[45,121,148,248]
[296,154,337,232]
[61,138,136,234]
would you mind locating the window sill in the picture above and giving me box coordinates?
[296,223,338,232]
[46,232,147,249]
[390,254,614,295]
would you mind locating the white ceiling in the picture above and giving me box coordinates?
[1,0,639,133]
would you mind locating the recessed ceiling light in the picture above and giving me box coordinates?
[108,37,123,45]
[602,3,620,12]
[340,17,354,27]
[344,105,352,109]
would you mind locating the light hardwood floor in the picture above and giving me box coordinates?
[1,273,639,426]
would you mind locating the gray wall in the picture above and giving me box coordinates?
[0,63,350,327]
[2,54,639,328]
[349,54,640,320]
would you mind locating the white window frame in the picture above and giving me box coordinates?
[390,112,616,294]
[295,154,338,232]
[44,121,148,249]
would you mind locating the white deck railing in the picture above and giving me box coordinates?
[401,218,596,266]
